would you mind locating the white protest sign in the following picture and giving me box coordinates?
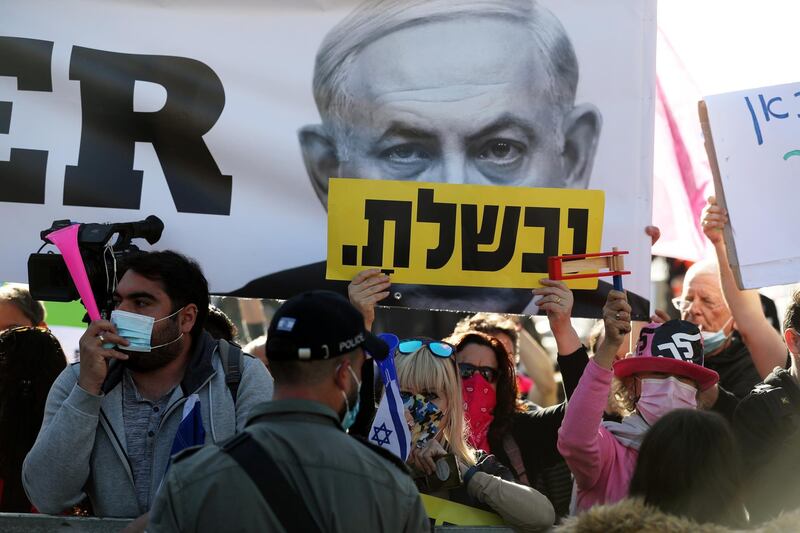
[702,82,800,289]
[0,0,656,318]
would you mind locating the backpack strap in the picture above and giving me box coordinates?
[502,434,530,486]
[221,431,323,533]
[351,435,411,474]
[217,339,243,405]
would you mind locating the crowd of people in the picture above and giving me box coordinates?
[0,196,799,532]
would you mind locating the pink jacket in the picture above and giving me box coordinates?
[557,360,639,512]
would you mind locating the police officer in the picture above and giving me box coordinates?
[149,290,429,532]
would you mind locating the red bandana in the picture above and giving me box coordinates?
[462,374,497,453]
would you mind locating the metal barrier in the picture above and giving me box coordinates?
[0,513,518,532]
[0,513,132,532]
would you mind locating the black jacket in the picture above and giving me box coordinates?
[733,367,800,524]
[705,332,762,399]
[488,347,589,518]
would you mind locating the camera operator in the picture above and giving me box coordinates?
[22,251,274,518]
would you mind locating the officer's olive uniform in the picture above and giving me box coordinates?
[149,399,429,532]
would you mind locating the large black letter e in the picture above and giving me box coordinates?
[0,36,53,204]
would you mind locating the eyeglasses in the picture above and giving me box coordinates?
[671,296,723,312]
[397,338,455,358]
[458,362,498,383]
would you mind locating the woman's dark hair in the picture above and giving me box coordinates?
[0,327,66,512]
[783,290,800,332]
[205,305,238,342]
[451,331,521,440]
[120,251,210,344]
[629,409,746,527]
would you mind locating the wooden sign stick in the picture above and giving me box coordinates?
[698,100,745,289]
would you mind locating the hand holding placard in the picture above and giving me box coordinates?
[701,81,800,288]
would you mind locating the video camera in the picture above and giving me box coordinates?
[28,216,164,319]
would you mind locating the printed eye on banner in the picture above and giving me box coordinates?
[326,178,605,290]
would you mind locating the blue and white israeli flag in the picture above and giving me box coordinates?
[370,334,411,461]
[170,393,206,456]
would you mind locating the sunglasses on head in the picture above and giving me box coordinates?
[397,338,455,358]
[458,362,498,383]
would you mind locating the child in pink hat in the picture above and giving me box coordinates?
[554,291,719,513]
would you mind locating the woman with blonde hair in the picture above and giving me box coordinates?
[395,339,473,466]
[395,338,555,531]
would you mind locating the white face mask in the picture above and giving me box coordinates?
[636,376,698,425]
[110,307,184,352]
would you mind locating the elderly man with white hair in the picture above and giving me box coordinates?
[673,196,787,398]
[234,0,652,319]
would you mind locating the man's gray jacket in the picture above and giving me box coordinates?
[22,331,273,517]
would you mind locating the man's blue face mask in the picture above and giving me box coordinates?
[110,307,184,352]
[701,317,734,355]
[340,366,362,431]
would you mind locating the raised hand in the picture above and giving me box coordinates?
[649,309,671,324]
[701,195,728,246]
[533,279,580,354]
[78,320,129,395]
[603,291,632,345]
[645,225,661,245]
[595,290,632,369]
[533,279,574,329]
[347,269,390,331]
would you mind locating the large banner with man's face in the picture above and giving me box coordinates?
[0,0,656,318]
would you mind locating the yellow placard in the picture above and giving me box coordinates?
[327,178,604,289]
[420,494,507,527]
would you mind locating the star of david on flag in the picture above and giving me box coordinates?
[371,422,393,446]
[370,333,411,461]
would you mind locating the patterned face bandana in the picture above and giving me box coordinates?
[401,392,444,448]
[462,374,497,453]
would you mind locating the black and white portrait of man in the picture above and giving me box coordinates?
[233,0,649,317]
[299,0,601,201]
[1,0,654,319]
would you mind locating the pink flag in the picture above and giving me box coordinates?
[651,28,713,262]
